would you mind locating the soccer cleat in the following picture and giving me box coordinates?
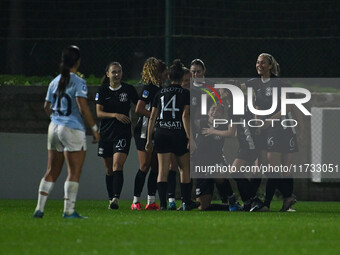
[108,198,119,210]
[131,202,143,210]
[287,207,296,212]
[250,198,269,212]
[62,211,87,219]
[145,202,160,210]
[168,201,177,210]
[242,202,252,212]
[280,194,297,212]
[182,201,200,211]
[229,202,243,212]
[33,210,44,218]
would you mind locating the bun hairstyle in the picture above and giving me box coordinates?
[58,45,80,94]
[157,59,167,75]
[259,53,280,77]
[183,67,190,75]
[169,59,184,82]
[101,61,122,85]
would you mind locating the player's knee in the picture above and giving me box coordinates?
[105,168,114,176]
[198,202,209,211]
[158,171,168,182]
[139,162,150,172]
[113,163,124,171]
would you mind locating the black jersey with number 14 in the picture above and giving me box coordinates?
[152,84,190,137]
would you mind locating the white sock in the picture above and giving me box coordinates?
[64,181,79,215]
[147,195,155,205]
[169,197,175,203]
[133,196,140,204]
[35,178,54,212]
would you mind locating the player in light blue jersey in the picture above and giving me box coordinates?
[46,72,88,131]
[33,45,99,219]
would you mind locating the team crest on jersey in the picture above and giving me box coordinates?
[265,87,272,96]
[142,90,149,98]
[119,93,128,102]
[81,84,88,94]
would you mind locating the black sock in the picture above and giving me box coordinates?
[207,203,229,211]
[106,175,114,200]
[157,182,168,208]
[234,178,252,202]
[134,169,146,197]
[250,178,262,194]
[112,170,124,199]
[180,182,192,203]
[278,178,293,198]
[264,178,279,207]
[168,170,177,198]
[216,179,233,203]
[147,170,158,196]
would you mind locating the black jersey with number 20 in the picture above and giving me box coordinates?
[152,84,190,137]
[95,82,138,142]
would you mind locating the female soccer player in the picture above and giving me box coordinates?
[131,57,167,210]
[188,59,238,210]
[96,61,138,209]
[167,67,191,210]
[33,45,99,218]
[246,53,301,211]
[195,104,239,211]
[203,83,267,212]
[145,59,194,210]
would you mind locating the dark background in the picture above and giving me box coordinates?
[1,0,339,81]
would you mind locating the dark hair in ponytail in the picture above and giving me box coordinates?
[101,61,122,85]
[169,59,184,82]
[58,45,80,94]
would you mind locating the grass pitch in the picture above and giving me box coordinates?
[1,200,340,255]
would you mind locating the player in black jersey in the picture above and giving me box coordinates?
[95,62,138,209]
[194,103,242,211]
[146,59,194,210]
[189,61,239,211]
[246,53,301,211]
[190,59,206,135]
[131,57,167,211]
[167,67,191,210]
[204,83,269,212]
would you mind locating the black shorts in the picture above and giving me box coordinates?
[98,135,131,157]
[236,147,260,164]
[134,129,155,151]
[261,126,298,153]
[196,179,214,197]
[154,132,188,156]
[134,130,147,151]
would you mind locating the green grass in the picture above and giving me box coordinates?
[1,200,340,255]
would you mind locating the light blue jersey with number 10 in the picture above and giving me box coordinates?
[45,73,88,131]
